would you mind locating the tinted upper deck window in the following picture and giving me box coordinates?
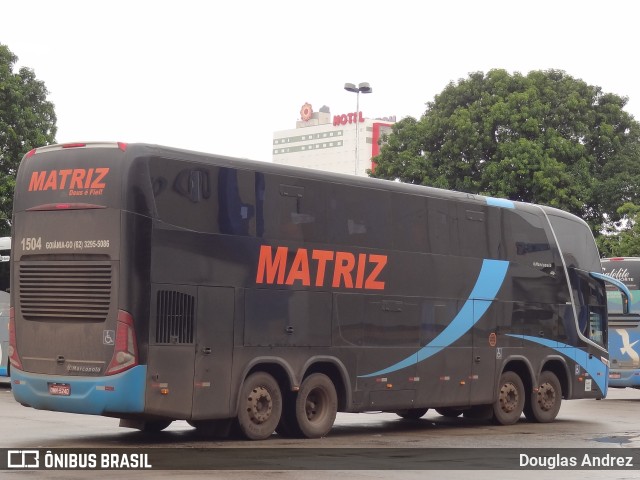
[547,213,600,272]
[14,147,124,212]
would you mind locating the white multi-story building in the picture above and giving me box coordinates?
[272,103,395,176]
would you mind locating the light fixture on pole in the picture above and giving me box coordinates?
[344,82,372,175]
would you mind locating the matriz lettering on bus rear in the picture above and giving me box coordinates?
[28,168,110,196]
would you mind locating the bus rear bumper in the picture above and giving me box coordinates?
[608,369,640,388]
[10,366,147,415]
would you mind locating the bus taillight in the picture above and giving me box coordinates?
[106,310,139,376]
[8,307,23,370]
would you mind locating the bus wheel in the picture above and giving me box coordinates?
[295,373,337,438]
[435,407,463,418]
[237,372,282,440]
[395,408,428,419]
[492,371,525,425]
[523,371,562,423]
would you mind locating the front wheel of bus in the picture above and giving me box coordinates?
[492,371,525,425]
[295,373,337,438]
[523,371,562,423]
[237,372,283,440]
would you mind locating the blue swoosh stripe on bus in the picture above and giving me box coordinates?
[507,334,608,395]
[485,197,515,209]
[359,259,510,378]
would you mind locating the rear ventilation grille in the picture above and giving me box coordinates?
[19,262,112,321]
[155,291,195,344]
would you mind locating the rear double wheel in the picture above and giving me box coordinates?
[277,373,337,438]
[523,371,562,423]
[492,371,525,425]
[237,372,283,440]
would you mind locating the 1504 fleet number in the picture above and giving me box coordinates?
[20,237,110,251]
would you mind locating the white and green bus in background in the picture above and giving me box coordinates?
[601,257,640,389]
[0,236,10,380]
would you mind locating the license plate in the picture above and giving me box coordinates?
[609,373,621,379]
[48,383,71,396]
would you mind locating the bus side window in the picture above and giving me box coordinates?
[218,168,256,236]
[328,185,391,249]
[503,209,553,268]
[392,194,428,252]
[150,158,218,233]
[458,203,489,259]
[427,198,457,255]
[278,184,306,241]
[259,176,325,243]
[174,169,210,203]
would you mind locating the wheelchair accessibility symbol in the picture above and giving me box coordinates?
[103,330,115,345]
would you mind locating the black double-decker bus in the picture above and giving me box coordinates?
[9,142,624,439]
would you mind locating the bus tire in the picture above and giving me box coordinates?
[492,371,525,425]
[237,372,282,440]
[435,407,463,418]
[523,371,562,423]
[395,408,429,419]
[294,373,337,438]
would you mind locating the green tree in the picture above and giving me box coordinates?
[0,44,56,235]
[371,69,640,235]
[597,203,640,257]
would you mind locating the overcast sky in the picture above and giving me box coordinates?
[3,0,639,162]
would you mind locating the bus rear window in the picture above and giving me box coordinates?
[14,147,124,212]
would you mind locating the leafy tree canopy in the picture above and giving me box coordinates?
[371,69,640,241]
[0,43,57,235]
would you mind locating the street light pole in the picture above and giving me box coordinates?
[344,82,372,175]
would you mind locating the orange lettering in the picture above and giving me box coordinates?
[84,168,95,188]
[256,245,288,284]
[255,246,387,291]
[355,253,367,288]
[29,171,46,191]
[43,170,58,191]
[365,254,387,290]
[333,252,355,288]
[91,168,109,189]
[312,250,334,287]
[70,169,86,189]
[286,248,310,286]
[58,169,73,189]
